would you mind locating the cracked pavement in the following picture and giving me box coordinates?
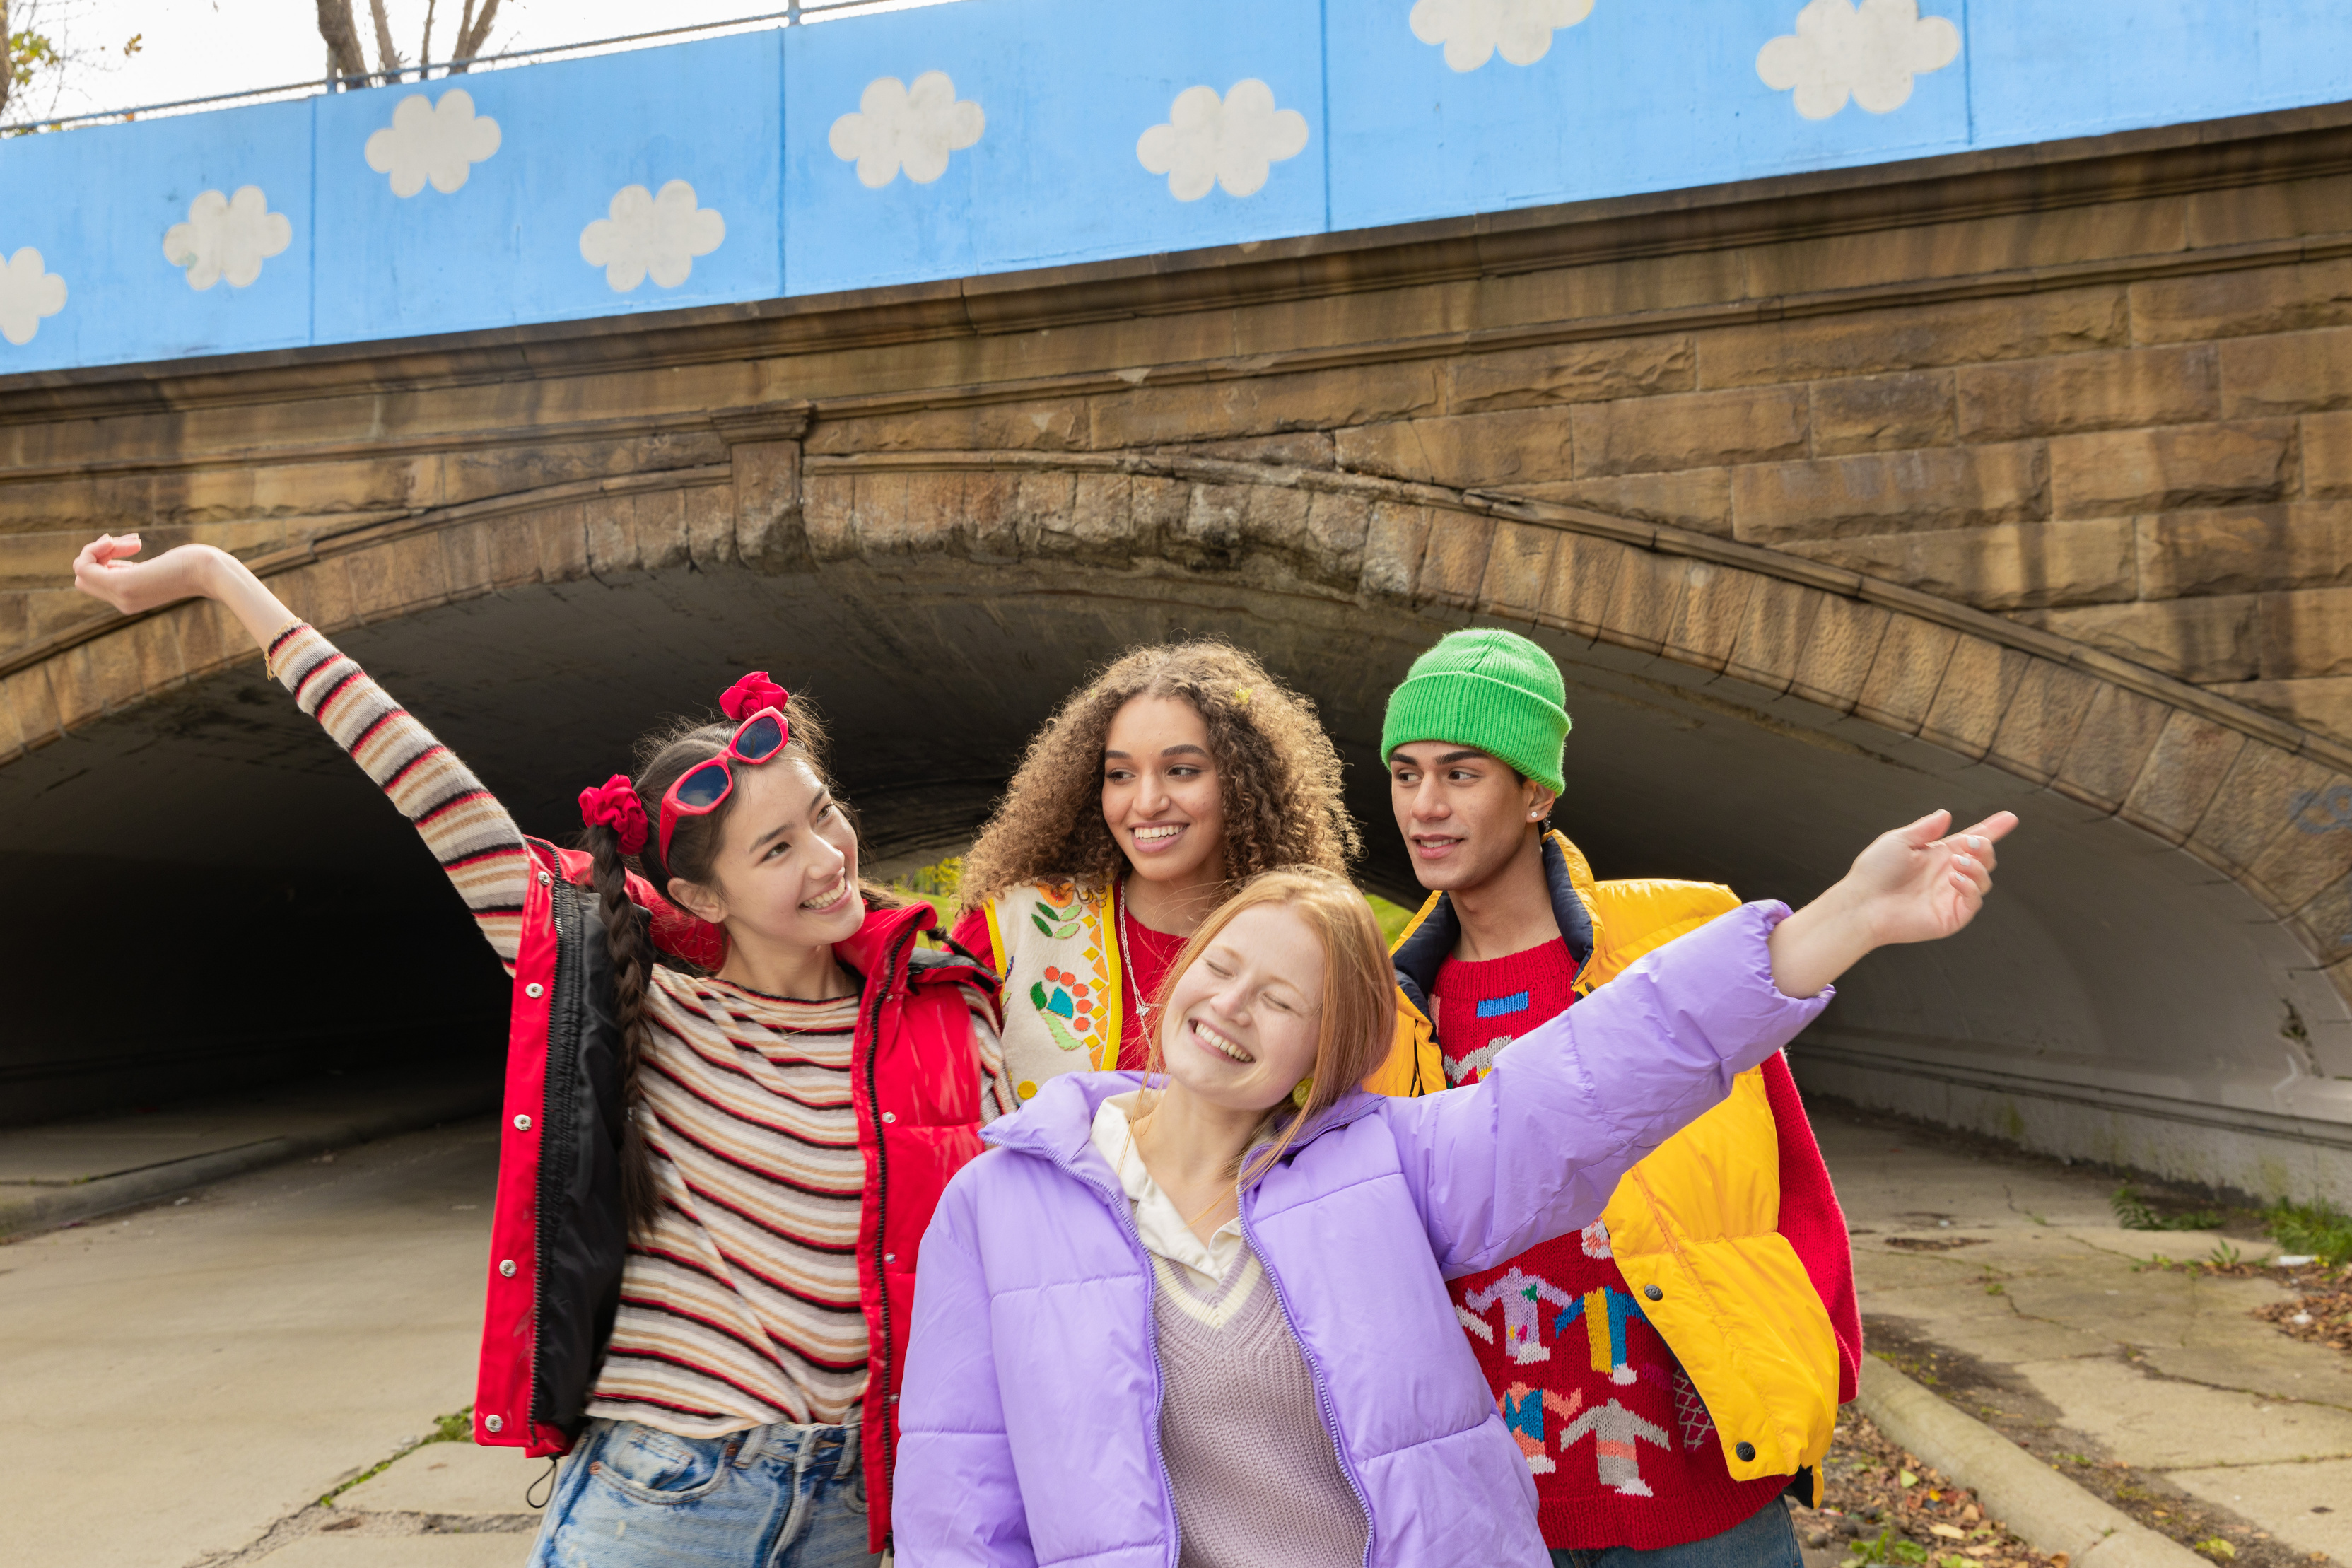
[1816,1104,2352,1565]
[0,1115,542,1568]
[6,1087,2342,1567]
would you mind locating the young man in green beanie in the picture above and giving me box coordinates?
[1374,626,1862,1568]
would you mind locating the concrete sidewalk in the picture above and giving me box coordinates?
[1815,1102,2351,1568]
[0,1062,501,1238]
[0,1111,539,1568]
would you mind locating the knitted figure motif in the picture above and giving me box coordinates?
[1499,1382,1586,1475]
[1672,1366,1716,1452]
[1445,1034,1514,1086]
[1558,1398,1673,1497]
[1554,1284,1651,1385]
[1464,1268,1579,1365]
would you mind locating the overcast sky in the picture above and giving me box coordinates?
[23,0,949,124]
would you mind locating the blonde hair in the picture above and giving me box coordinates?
[1142,867,1398,1190]
[956,641,1359,913]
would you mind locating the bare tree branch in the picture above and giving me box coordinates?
[419,0,435,74]
[452,0,498,69]
[315,0,368,84]
[366,0,403,81]
[1,0,13,122]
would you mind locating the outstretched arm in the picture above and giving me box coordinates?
[73,534,533,972]
[1765,808,2012,996]
[1394,808,2017,1278]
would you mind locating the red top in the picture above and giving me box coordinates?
[1434,940,1861,1552]
[949,889,1188,1072]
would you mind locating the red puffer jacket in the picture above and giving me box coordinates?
[470,838,1000,1553]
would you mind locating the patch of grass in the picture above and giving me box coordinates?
[2194,1539,2237,1561]
[2112,1185,2223,1233]
[889,857,961,903]
[317,1407,471,1506]
[1364,891,1417,947]
[2264,1197,2352,1268]
[1843,1529,1930,1567]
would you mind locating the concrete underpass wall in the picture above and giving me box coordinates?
[6,109,2352,1197]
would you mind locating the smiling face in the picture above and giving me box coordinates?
[1388,740,1555,894]
[1156,903,1328,1115]
[666,753,865,952]
[1101,694,1227,891]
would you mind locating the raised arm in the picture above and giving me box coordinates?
[1396,808,2015,1277]
[73,534,533,972]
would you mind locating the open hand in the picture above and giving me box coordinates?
[1767,807,2018,997]
[1845,808,2016,947]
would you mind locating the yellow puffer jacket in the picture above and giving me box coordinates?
[1371,831,1842,1494]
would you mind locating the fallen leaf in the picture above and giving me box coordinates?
[1933,1525,1969,1540]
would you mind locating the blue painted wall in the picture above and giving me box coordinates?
[2,0,2348,374]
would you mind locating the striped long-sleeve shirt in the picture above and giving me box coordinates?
[267,622,1007,1432]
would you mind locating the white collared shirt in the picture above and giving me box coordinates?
[1089,1092,1246,1292]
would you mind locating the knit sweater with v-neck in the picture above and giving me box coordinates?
[1091,1099,1367,1568]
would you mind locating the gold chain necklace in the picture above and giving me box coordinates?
[1116,877,1155,1054]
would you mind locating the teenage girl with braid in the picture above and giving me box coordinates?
[71,532,1011,1568]
[948,641,1366,1108]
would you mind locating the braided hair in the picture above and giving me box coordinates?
[577,693,836,1239]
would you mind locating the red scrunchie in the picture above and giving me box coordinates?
[578,774,649,856]
[720,670,789,722]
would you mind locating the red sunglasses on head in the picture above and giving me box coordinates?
[657,706,790,863]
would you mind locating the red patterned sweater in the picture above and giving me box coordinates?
[1434,940,1861,1551]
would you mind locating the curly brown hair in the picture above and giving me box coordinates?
[958,640,1361,913]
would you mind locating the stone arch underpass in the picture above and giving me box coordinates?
[5,443,2349,1201]
[14,105,2352,1201]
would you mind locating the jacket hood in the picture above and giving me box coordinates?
[1391,829,1596,1022]
[985,1070,1386,1194]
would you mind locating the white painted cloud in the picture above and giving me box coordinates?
[829,71,985,189]
[579,180,725,293]
[1409,0,1595,73]
[1756,0,1960,119]
[1137,80,1309,202]
[163,186,293,291]
[0,247,66,346]
[363,88,503,197]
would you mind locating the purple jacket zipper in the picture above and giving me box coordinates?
[1036,1137,1186,1568]
[1239,1188,1379,1568]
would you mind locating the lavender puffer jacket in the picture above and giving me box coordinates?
[896,902,1830,1567]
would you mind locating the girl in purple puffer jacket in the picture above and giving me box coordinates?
[898,811,2013,1568]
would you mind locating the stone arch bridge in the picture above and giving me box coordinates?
[7,108,2352,1199]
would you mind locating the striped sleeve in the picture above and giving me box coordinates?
[267,621,532,970]
[964,985,1018,1124]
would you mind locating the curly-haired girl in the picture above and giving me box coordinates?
[71,532,1014,1568]
[949,641,1363,1105]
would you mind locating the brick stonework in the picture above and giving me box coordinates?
[11,110,2352,1003]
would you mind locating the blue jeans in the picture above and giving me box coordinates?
[1552,1497,1802,1568]
[529,1417,877,1568]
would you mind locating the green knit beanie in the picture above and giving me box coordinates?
[1381,628,1571,794]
